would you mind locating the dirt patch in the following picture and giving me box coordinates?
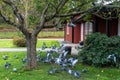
[0,28,17,32]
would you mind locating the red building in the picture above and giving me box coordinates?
[65,5,120,43]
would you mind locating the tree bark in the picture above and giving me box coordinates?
[26,33,37,69]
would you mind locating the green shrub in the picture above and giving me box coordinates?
[13,37,26,47]
[79,33,120,68]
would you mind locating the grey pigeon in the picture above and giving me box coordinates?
[5,62,11,69]
[14,55,18,59]
[3,55,8,60]
[74,71,80,78]
[68,23,75,27]
[51,44,56,50]
[55,58,61,65]
[58,44,65,52]
[69,59,78,67]
[68,58,74,63]
[48,67,59,74]
[36,54,40,62]
[107,54,116,63]
[13,68,17,72]
[82,68,87,73]
[22,58,27,64]
[67,68,73,75]
[42,42,47,50]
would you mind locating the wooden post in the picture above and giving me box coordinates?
[72,26,74,43]
[94,17,98,33]
[106,19,110,37]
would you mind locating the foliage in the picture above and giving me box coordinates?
[79,33,120,68]
[13,37,26,47]
[83,13,92,21]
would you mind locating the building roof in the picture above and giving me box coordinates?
[73,4,120,23]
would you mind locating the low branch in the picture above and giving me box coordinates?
[0,11,16,26]
[3,0,24,24]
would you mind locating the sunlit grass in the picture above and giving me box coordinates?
[0,52,120,80]
[0,39,60,48]
[0,31,64,39]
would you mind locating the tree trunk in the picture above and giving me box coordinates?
[26,33,37,69]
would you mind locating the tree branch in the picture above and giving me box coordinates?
[35,3,50,35]
[2,0,29,35]
[0,10,16,26]
[45,0,69,22]
[3,0,24,24]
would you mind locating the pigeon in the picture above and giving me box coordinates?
[68,58,74,63]
[42,42,47,50]
[48,67,59,74]
[3,55,8,60]
[51,44,56,50]
[61,66,67,71]
[57,44,65,52]
[60,62,67,67]
[68,23,75,27]
[63,51,68,58]
[82,68,87,73]
[5,62,11,69]
[55,58,62,65]
[70,59,78,67]
[59,51,68,59]
[107,54,116,63]
[46,51,52,62]
[13,68,17,72]
[36,54,40,62]
[58,44,64,50]
[74,71,80,78]
[50,57,55,63]
[48,70,54,74]
[41,57,47,63]
[67,68,73,75]
[22,58,27,64]
[14,55,18,59]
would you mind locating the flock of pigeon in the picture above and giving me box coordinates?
[1,43,86,78]
[40,43,87,78]
[2,42,117,79]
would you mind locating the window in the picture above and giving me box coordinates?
[85,21,93,34]
[67,23,69,35]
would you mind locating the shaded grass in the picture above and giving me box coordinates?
[0,39,60,48]
[0,31,64,39]
[0,52,120,80]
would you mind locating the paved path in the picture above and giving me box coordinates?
[0,48,52,52]
[0,38,79,55]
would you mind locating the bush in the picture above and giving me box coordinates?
[13,37,26,47]
[78,33,120,68]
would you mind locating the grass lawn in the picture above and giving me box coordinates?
[0,39,60,48]
[0,31,64,39]
[0,52,120,80]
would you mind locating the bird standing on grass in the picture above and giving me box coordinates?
[42,42,47,50]
[3,55,8,60]
[74,71,80,78]
[5,62,11,69]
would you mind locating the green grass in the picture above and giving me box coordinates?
[0,52,120,80]
[0,23,64,39]
[0,39,60,48]
[0,31,64,39]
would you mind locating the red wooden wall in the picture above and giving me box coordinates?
[65,17,118,44]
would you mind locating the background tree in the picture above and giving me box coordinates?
[0,0,96,69]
